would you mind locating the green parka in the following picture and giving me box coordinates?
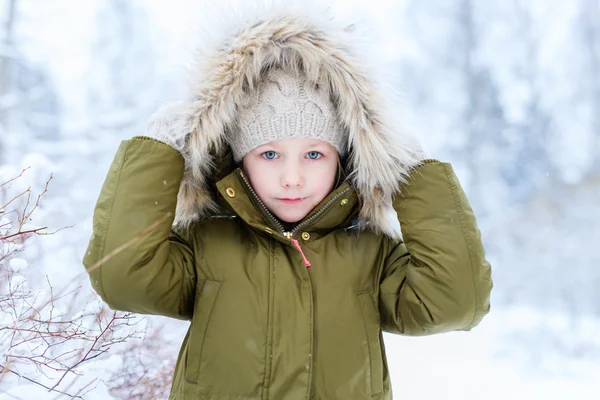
[83,6,492,400]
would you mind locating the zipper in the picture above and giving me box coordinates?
[236,169,287,235]
[288,186,351,238]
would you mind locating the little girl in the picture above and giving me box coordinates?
[83,5,492,400]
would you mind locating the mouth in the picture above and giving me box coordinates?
[278,198,306,204]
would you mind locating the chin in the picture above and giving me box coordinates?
[277,210,309,223]
[279,215,303,224]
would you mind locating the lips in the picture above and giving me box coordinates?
[279,198,305,204]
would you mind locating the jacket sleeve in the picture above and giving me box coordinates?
[378,160,492,335]
[82,136,196,320]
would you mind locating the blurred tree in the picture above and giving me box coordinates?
[0,0,60,165]
[578,0,600,170]
[402,0,511,217]
[503,0,555,199]
[455,0,509,204]
[86,0,158,140]
[0,0,18,163]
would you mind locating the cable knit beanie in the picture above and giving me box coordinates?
[230,68,347,162]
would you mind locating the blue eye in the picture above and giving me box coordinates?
[306,151,322,160]
[261,151,278,160]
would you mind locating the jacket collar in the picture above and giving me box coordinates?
[215,168,359,241]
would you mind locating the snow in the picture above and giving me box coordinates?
[386,306,600,399]
[1,0,599,398]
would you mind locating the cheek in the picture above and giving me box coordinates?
[245,161,276,195]
[308,160,337,192]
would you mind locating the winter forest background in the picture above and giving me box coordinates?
[1,0,599,399]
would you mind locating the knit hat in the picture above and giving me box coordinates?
[230,68,346,162]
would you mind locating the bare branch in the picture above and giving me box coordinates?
[0,187,30,212]
[1,172,144,397]
[0,364,84,399]
[0,226,47,241]
[0,167,30,189]
[21,173,52,225]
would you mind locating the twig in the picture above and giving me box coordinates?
[0,167,30,189]
[50,312,122,391]
[37,225,74,236]
[1,187,30,212]
[0,226,47,241]
[0,364,84,399]
[21,174,52,225]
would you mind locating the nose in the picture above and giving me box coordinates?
[280,162,304,188]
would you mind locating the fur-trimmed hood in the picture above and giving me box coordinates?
[147,1,423,239]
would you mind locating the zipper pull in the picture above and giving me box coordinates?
[291,239,311,268]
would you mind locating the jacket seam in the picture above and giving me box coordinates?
[131,135,186,160]
[131,134,171,147]
[443,164,479,329]
[306,258,315,400]
[262,237,275,400]
[97,141,129,304]
[418,158,439,165]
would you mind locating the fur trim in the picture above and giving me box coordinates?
[148,0,424,239]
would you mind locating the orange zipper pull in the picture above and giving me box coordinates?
[291,239,311,268]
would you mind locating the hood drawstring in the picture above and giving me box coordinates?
[291,239,311,268]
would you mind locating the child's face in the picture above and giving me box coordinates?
[242,138,338,223]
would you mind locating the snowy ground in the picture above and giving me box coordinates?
[385,306,600,399]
